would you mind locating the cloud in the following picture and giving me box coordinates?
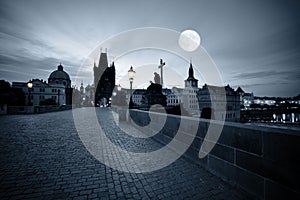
[0,53,80,83]
[231,70,300,81]
[0,0,300,96]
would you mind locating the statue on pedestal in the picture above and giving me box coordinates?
[154,72,160,84]
[141,72,166,110]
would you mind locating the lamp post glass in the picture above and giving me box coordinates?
[128,66,135,108]
[27,82,33,89]
[128,66,135,81]
[27,82,33,106]
[128,66,135,96]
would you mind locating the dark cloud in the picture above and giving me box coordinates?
[232,70,300,80]
[0,53,80,82]
[0,0,299,96]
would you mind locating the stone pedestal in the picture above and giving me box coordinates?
[142,83,166,110]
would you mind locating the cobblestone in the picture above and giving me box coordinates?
[0,108,247,199]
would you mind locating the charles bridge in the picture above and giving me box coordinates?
[0,108,299,199]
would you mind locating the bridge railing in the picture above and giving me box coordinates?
[128,109,299,199]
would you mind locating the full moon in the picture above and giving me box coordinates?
[178,30,201,52]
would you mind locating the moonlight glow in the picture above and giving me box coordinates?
[178,30,201,52]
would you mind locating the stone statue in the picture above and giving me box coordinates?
[154,72,160,84]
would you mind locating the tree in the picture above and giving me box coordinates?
[0,80,25,106]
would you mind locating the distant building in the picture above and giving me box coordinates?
[253,98,276,106]
[197,84,240,122]
[94,50,115,107]
[132,89,146,106]
[236,86,254,109]
[127,88,181,108]
[181,62,199,116]
[12,64,71,106]
[162,88,180,107]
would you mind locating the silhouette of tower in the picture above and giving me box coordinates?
[184,61,198,88]
[93,49,115,106]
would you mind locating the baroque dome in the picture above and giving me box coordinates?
[48,64,71,87]
[49,64,70,80]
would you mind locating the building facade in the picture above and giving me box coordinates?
[12,64,71,106]
[236,86,254,109]
[181,62,200,116]
[162,88,181,107]
[131,89,146,106]
[197,84,240,122]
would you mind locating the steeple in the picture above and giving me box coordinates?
[185,60,198,88]
[188,60,195,79]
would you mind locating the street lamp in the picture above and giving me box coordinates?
[27,81,33,106]
[128,66,135,96]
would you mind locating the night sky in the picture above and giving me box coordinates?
[0,0,299,97]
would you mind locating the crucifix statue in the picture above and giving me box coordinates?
[158,59,165,87]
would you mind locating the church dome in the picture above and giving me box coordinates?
[49,64,70,80]
[48,64,71,87]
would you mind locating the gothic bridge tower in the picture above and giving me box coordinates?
[93,49,115,106]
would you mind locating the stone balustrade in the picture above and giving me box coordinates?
[127,109,300,199]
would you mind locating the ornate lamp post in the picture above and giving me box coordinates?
[27,81,33,106]
[128,66,136,97]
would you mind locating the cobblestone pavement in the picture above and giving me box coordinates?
[0,108,246,199]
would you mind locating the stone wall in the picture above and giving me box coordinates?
[129,109,300,199]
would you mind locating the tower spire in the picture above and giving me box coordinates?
[188,60,194,79]
[185,59,198,88]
